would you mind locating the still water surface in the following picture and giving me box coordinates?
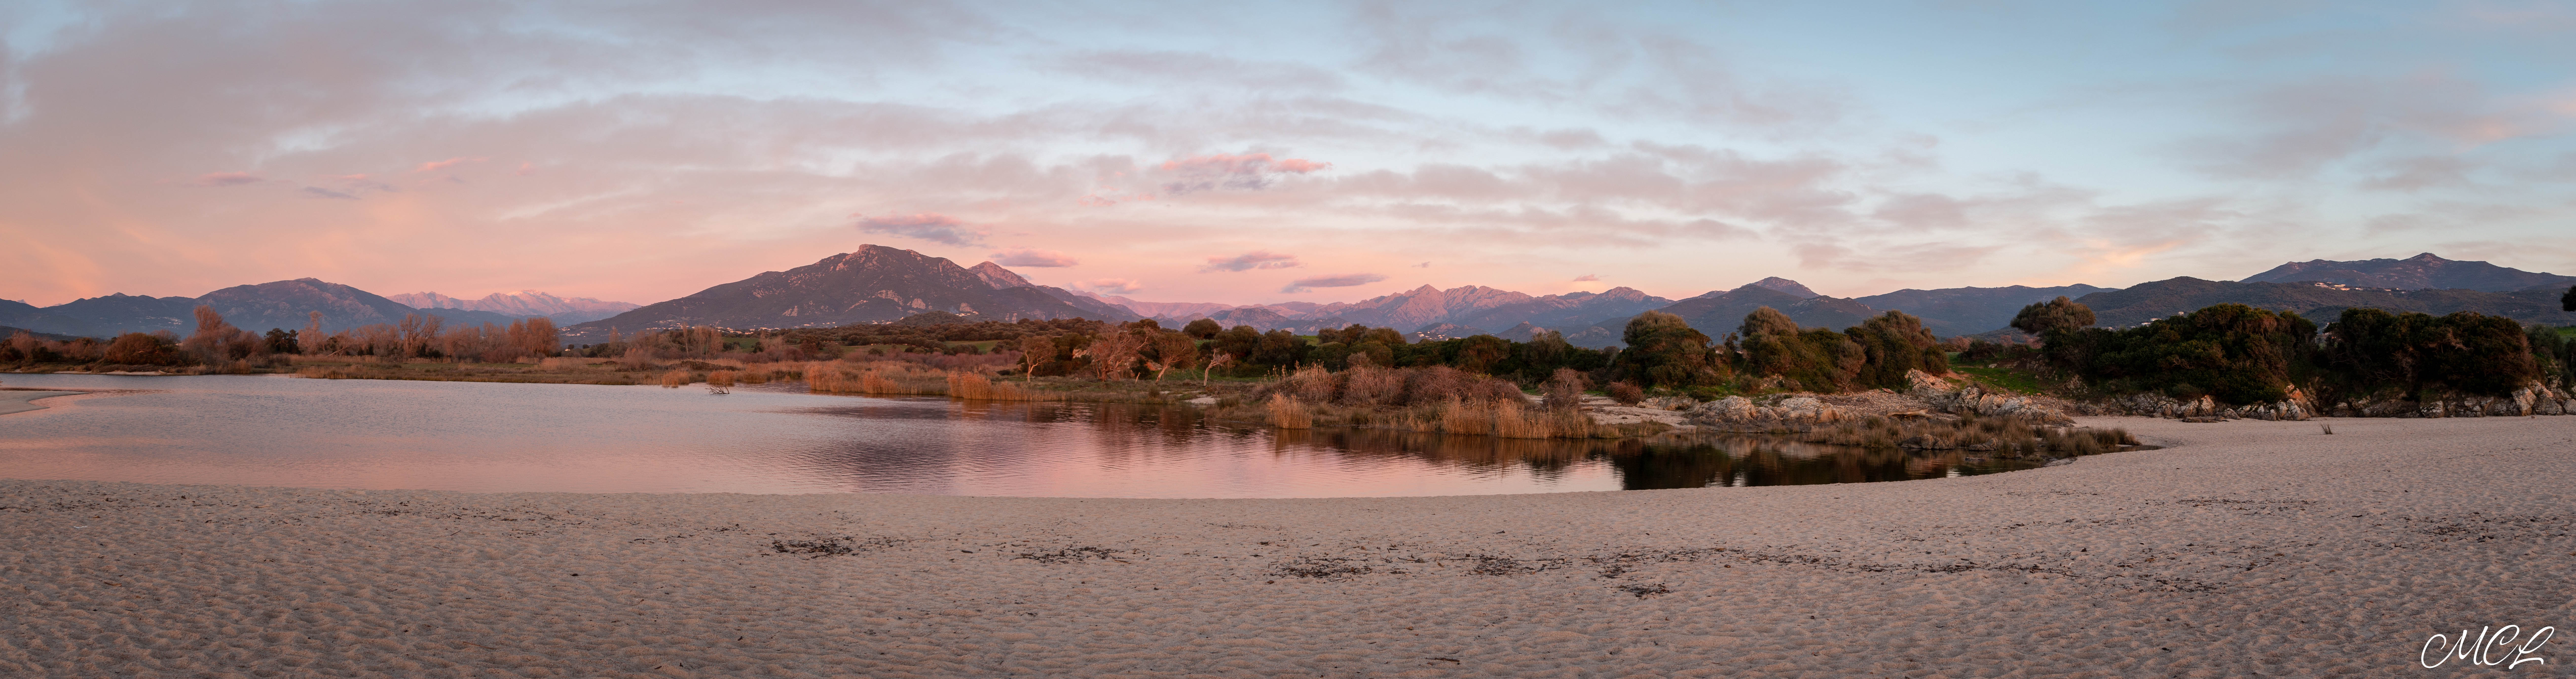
[0,374,2056,497]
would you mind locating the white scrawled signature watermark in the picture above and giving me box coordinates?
[2421,625,2553,669]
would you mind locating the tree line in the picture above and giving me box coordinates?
[2008,291,2576,405]
[2,305,562,369]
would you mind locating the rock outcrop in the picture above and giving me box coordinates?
[2080,389,2314,421]
[1902,370,2073,425]
[1684,395,1849,432]
[2323,383,2571,418]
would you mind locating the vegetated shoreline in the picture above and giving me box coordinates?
[2,415,2565,677]
[5,358,2145,454]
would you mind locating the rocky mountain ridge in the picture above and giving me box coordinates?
[386,290,640,325]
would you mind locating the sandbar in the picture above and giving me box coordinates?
[0,390,84,416]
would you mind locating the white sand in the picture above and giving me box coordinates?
[2,416,2571,678]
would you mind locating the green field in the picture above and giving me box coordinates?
[1952,364,2046,395]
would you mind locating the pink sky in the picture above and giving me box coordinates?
[4,2,2571,308]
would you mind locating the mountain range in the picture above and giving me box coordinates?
[558,246,1135,340]
[386,291,640,325]
[2240,252,2576,292]
[0,279,551,338]
[2071,277,2576,328]
[7,250,2571,347]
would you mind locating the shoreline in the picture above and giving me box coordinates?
[0,388,123,416]
[4,415,2569,676]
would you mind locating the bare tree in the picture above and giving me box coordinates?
[301,311,323,355]
[1084,330,1147,381]
[1202,352,1236,388]
[1018,335,1055,381]
[1144,331,1200,382]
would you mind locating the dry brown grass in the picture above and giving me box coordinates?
[1207,385,1623,439]
[946,371,1053,401]
[659,370,693,388]
[1267,394,1314,429]
[808,361,958,396]
[707,370,738,388]
[1800,415,2136,456]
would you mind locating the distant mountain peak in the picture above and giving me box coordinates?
[2241,253,2574,292]
[1747,277,1818,298]
[559,244,1127,339]
[968,261,1034,289]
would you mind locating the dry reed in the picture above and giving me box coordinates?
[1267,394,1314,429]
[707,370,738,388]
[659,370,692,388]
[1800,415,2136,456]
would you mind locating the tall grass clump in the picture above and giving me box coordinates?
[707,370,738,388]
[659,370,692,388]
[1267,394,1314,429]
[946,371,1052,401]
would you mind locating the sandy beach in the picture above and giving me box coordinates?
[2,415,2570,678]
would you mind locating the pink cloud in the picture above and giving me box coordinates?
[856,212,987,246]
[1200,250,1301,272]
[1080,278,1144,294]
[1280,273,1386,293]
[191,171,263,187]
[1159,152,1332,194]
[414,157,488,172]
[1572,274,1600,281]
[990,247,1078,267]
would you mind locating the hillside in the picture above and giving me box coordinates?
[201,279,530,333]
[1446,287,1675,333]
[2073,277,2576,328]
[387,290,640,325]
[562,245,1130,340]
[2239,253,2576,292]
[0,280,536,338]
[1654,284,1878,338]
[1855,284,2113,336]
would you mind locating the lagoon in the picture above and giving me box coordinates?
[0,374,2055,497]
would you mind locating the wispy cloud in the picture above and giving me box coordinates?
[1281,273,1386,293]
[415,157,488,172]
[990,247,1078,267]
[299,186,358,200]
[1080,278,1144,294]
[1572,274,1600,281]
[1199,250,1301,272]
[1161,153,1331,195]
[191,172,263,187]
[856,213,987,246]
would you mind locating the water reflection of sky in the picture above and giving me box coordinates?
[0,374,2042,498]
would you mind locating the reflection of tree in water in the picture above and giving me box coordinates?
[1611,435,2059,489]
[870,399,2059,490]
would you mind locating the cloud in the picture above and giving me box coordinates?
[1079,278,1144,294]
[191,172,263,187]
[2358,155,2474,191]
[1160,153,1331,195]
[1415,262,1432,268]
[856,213,987,246]
[990,247,1078,267]
[329,174,399,194]
[1572,274,1600,281]
[414,157,488,172]
[1280,273,1386,293]
[1199,250,1301,272]
[299,186,358,200]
